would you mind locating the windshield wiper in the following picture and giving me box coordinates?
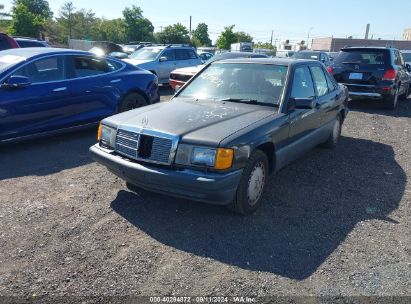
[218,98,259,104]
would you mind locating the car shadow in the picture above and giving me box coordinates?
[349,96,411,118]
[0,129,96,180]
[110,136,406,280]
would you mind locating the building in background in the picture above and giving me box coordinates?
[404,29,411,41]
[311,37,411,52]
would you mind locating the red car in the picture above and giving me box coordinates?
[0,33,20,51]
[169,52,268,90]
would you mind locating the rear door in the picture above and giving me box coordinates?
[310,64,340,125]
[65,55,122,124]
[0,55,72,140]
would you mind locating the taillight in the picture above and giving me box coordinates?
[382,69,397,81]
[327,66,333,74]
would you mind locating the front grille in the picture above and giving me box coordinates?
[115,129,175,165]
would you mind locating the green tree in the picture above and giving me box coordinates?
[235,31,253,43]
[10,0,52,37]
[99,18,126,43]
[192,22,211,46]
[123,5,154,42]
[216,25,237,50]
[57,2,76,40]
[156,23,190,44]
[255,42,274,49]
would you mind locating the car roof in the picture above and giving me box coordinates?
[400,50,411,53]
[0,47,92,59]
[215,57,319,66]
[341,46,396,51]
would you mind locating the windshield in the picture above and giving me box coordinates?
[402,52,411,62]
[178,63,288,106]
[129,48,162,60]
[292,52,319,60]
[0,54,25,73]
[334,50,388,65]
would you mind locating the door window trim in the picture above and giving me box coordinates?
[1,53,126,85]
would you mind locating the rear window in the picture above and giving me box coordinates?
[334,49,389,65]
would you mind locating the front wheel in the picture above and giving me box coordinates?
[227,150,269,215]
[119,93,147,113]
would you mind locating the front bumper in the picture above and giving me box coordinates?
[89,144,243,205]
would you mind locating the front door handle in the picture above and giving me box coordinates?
[53,87,67,92]
[110,79,121,83]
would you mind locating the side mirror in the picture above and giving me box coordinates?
[159,56,168,62]
[288,97,315,111]
[1,76,31,89]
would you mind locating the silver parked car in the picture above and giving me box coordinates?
[124,45,202,85]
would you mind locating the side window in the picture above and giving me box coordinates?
[188,50,198,59]
[162,49,175,61]
[106,59,123,71]
[290,66,315,99]
[175,49,190,60]
[12,56,65,83]
[310,66,329,97]
[72,56,111,77]
[394,51,403,66]
[324,68,336,92]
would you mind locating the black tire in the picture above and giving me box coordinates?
[227,150,269,215]
[321,114,342,149]
[119,93,147,113]
[383,87,399,110]
[399,83,410,101]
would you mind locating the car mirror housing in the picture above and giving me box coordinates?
[1,76,31,89]
[288,97,315,111]
[159,56,168,62]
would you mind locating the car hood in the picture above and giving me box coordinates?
[123,58,153,66]
[103,98,278,146]
[172,65,204,75]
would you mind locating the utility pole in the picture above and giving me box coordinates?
[270,30,274,46]
[189,16,192,38]
[307,27,313,49]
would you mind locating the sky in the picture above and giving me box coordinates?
[2,0,411,44]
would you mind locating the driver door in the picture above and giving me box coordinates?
[0,55,72,141]
[157,49,177,83]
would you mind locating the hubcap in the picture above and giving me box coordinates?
[247,162,266,206]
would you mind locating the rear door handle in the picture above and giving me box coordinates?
[53,87,67,92]
[110,79,121,83]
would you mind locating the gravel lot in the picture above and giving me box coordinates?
[0,87,410,299]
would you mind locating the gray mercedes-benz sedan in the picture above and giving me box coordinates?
[90,58,349,214]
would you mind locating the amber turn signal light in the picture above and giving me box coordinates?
[214,148,234,170]
[97,123,102,141]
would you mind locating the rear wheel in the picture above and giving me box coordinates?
[227,150,269,215]
[384,87,399,110]
[399,83,410,101]
[322,114,342,149]
[119,93,147,113]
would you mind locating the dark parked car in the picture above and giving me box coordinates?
[89,41,129,59]
[329,46,411,109]
[14,37,50,48]
[0,33,19,51]
[90,58,348,214]
[292,51,332,66]
[169,52,268,90]
[0,48,159,144]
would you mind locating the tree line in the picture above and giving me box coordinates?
[0,0,274,50]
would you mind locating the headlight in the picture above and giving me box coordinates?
[175,145,234,170]
[97,123,116,149]
[191,147,217,167]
